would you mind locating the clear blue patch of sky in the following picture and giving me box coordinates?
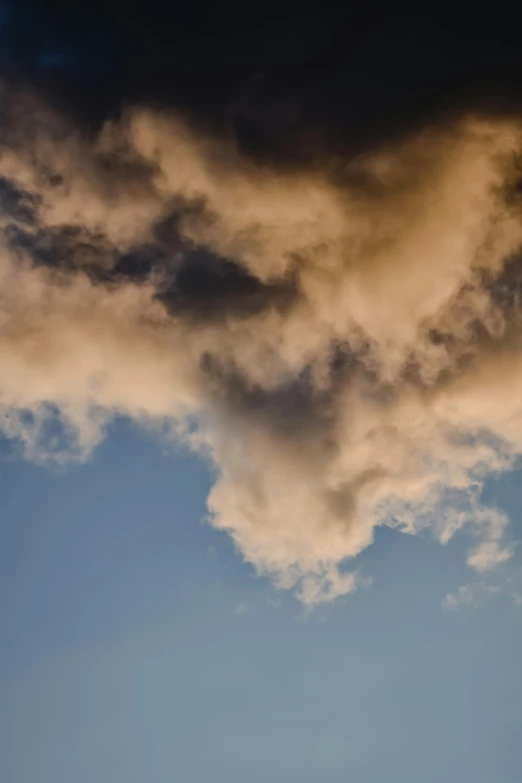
[2,419,522,783]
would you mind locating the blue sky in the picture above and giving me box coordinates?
[2,419,522,783]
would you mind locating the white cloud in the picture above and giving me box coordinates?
[466,540,514,572]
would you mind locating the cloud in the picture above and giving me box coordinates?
[442,582,501,610]
[466,541,514,572]
[2,88,522,603]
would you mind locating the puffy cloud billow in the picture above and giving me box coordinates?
[2,85,522,603]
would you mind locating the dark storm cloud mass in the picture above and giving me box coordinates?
[3,5,522,602]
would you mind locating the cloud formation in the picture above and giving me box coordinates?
[442,582,501,610]
[2,87,522,603]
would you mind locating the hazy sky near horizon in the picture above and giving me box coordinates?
[3,4,522,781]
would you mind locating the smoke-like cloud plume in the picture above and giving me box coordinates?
[2,86,522,603]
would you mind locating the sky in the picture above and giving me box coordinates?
[3,419,522,783]
[2,4,522,782]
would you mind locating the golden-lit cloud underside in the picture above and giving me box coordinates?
[2,88,522,603]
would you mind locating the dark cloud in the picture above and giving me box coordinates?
[4,4,522,159]
[3,7,522,602]
[0,176,37,224]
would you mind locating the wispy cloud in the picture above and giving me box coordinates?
[442,582,501,610]
[466,541,514,572]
